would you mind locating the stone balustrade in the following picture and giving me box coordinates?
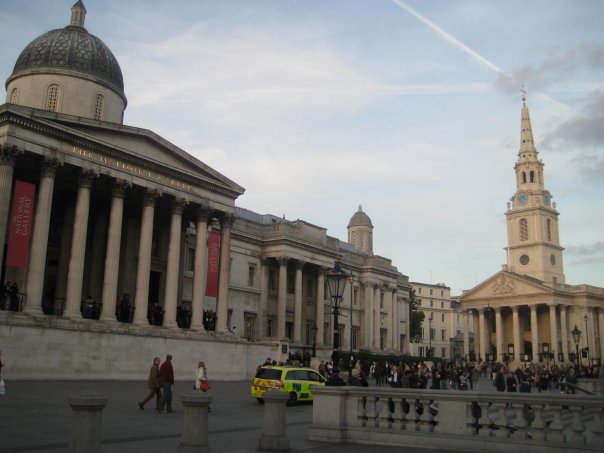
[578,379,604,396]
[308,386,604,453]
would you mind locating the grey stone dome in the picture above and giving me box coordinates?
[7,25,126,103]
[348,205,373,228]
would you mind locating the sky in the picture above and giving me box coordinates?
[1,0,602,295]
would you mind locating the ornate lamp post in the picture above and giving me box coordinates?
[428,312,433,358]
[326,262,348,370]
[571,325,582,366]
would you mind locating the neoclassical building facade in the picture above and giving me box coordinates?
[0,3,411,378]
[460,96,604,366]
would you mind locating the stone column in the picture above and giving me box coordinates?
[0,145,20,270]
[88,208,107,303]
[64,170,97,318]
[68,394,108,453]
[177,393,212,453]
[463,310,470,358]
[24,159,61,314]
[530,305,539,360]
[495,307,503,361]
[163,198,187,328]
[100,180,129,321]
[373,285,381,349]
[215,213,234,333]
[549,304,559,361]
[257,391,290,451]
[276,257,289,339]
[597,308,604,361]
[258,259,269,338]
[469,310,476,355]
[55,207,74,304]
[512,306,521,361]
[190,206,210,331]
[560,305,569,363]
[478,308,486,361]
[391,290,398,350]
[133,190,159,325]
[293,260,304,343]
[315,267,325,347]
[363,281,373,349]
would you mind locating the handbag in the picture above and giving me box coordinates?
[200,380,211,392]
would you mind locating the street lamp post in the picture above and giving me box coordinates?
[325,262,348,370]
[584,313,590,363]
[428,312,433,358]
[311,324,318,358]
[571,324,582,367]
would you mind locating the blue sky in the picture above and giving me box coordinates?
[1,0,603,295]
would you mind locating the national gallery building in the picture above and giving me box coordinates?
[0,2,411,379]
[460,97,604,368]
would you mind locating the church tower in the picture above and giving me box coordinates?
[348,205,373,255]
[505,92,565,283]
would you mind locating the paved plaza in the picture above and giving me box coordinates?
[0,376,503,453]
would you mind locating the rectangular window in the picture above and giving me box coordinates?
[248,264,256,287]
[430,300,433,308]
[324,322,330,345]
[266,318,274,337]
[287,275,295,294]
[244,312,256,340]
[353,288,358,306]
[441,329,446,341]
[430,328,435,340]
[185,247,195,272]
[380,292,384,309]
[442,313,445,322]
[441,301,444,309]
[430,289,433,295]
[306,279,314,299]
[268,270,276,291]
[352,327,359,350]
[419,346,424,357]
[441,347,446,358]
[399,334,406,352]
[286,321,294,340]
[380,329,387,350]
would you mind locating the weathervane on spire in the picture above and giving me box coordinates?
[521,85,527,103]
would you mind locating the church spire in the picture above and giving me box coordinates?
[70,1,87,28]
[519,86,537,156]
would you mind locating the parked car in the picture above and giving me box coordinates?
[251,365,326,406]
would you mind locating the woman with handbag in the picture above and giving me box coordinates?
[195,361,212,412]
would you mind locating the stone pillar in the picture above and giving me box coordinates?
[258,259,269,338]
[55,207,74,304]
[258,391,290,451]
[190,206,210,331]
[100,181,128,321]
[24,159,61,313]
[215,213,234,333]
[478,308,486,361]
[293,260,304,343]
[163,199,186,328]
[0,145,19,270]
[598,308,604,361]
[64,170,96,318]
[463,310,470,358]
[177,392,212,453]
[495,307,503,361]
[68,394,108,453]
[560,305,569,363]
[469,310,476,355]
[363,281,373,349]
[549,304,559,362]
[391,290,398,350]
[276,257,289,339]
[315,268,325,347]
[512,306,521,361]
[133,190,159,325]
[530,305,539,360]
[373,285,381,349]
[88,208,107,303]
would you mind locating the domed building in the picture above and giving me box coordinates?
[0,2,412,380]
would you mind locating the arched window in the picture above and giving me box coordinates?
[530,171,535,183]
[94,94,104,120]
[546,219,552,241]
[46,84,61,112]
[522,172,527,184]
[10,88,18,104]
[519,218,528,241]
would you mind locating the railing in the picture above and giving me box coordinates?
[578,379,604,396]
[308,386,604,452]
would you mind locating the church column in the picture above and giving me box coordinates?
[162,198,187,328]
[258,259,270,339]
[315,267,325,348]
[293,260,304,343]
[0,145,19,270]
[463,310,470,358]
[560,305,569,363]
[24,158,61,314]
[478,308,486,361]
[597,308,604,361]
[469,310,476,356]
[512,306,521,361]
[391,289,398,350]
[530,305,539,360]
[276,257,289,339]
[363,281,373,349]
[495,307,503,361]
[100,180,129,321]
[549,304,559,362]
[373,285,381,349]
[64,170,96,319]
[133,190,159,325]
[215,213,234,333]
[190,206,210,331]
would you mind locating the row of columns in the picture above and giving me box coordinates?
[1,152,234,332]
[462,304,604,363]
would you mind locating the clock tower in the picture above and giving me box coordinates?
[505,93,565,284]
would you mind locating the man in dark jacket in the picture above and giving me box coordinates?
[138,357,161,410]
[495,366,506,392]
[159,354,175,412]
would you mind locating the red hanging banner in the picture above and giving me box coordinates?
[205,231,221,297]
[6,180,36,268]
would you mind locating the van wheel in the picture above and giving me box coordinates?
[286,392,297,406]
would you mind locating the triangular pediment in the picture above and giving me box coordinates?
[461,271,553,302]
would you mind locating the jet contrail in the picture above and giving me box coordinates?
[391,0,503,73]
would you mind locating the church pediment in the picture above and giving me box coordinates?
[461,271,553,302]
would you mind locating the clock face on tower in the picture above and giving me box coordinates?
[518,193,528,205]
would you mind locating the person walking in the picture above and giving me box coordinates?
[138,357,161,410]
[159,354,174,413]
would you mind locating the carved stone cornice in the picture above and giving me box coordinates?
[41,157,62,178]
[78,169,98,189]
[0,144,21,166]
[143,189,161,207]
[111,179,131,199]
[195,203,211,222]
[219,212,236,228]
[171,197,188,215]
[277,256,290,266]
